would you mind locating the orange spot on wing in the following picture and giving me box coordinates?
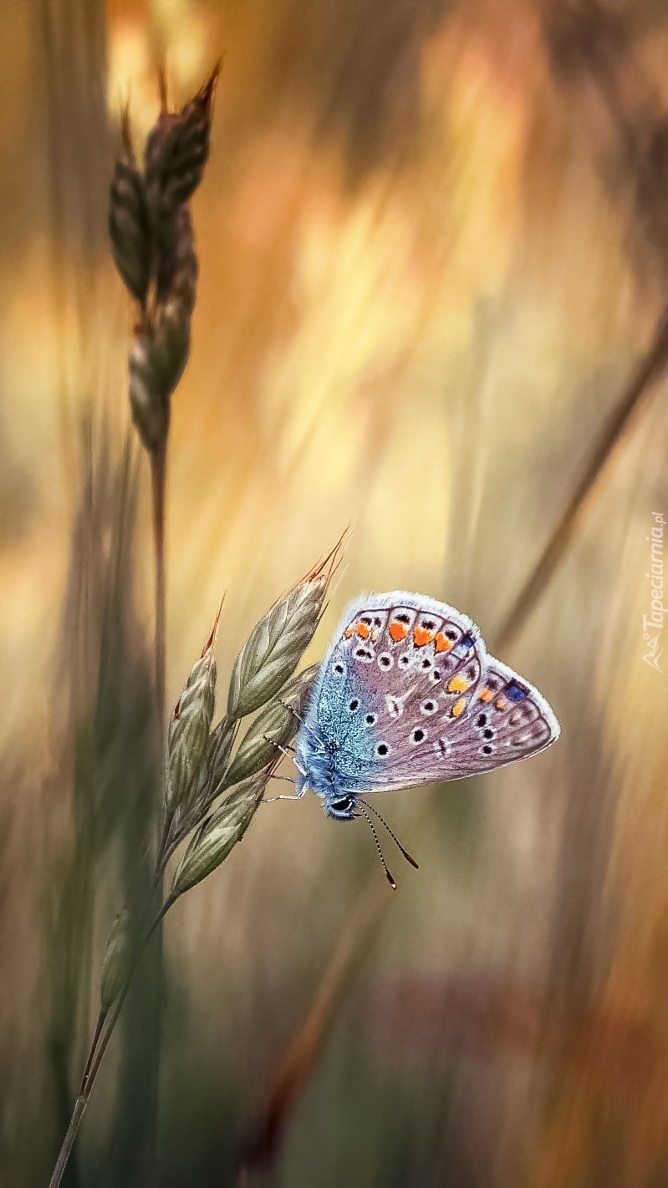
[356,622,371,639]
[451,698,466,718]
[434,633,452,652]
[479,688,493,702]
[495,698,507,711]
[413,626,435,647]
[345,626,355,638]
[389,620,408,642]
[448,674,472,693]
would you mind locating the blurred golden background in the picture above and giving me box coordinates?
[2,0,668,1185]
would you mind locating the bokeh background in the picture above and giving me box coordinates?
[2,1,668,1185]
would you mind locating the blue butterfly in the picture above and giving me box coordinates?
[286,592,560,884]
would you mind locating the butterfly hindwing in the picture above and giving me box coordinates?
[350,655,560,791]
[441,657,560,778]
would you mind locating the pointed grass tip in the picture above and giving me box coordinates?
[299,528,349,593]
[201,593,224,658]
[227,544,346,721]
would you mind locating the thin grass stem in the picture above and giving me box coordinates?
[47,1096,87,1188]
[77,1008,107,1096]
[47,896,176,1188]
[151,441,167,736]
[497,302,668,650]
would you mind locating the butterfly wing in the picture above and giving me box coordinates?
[355,655,560,791]
[304,591,560,794]
[306,591,489,789]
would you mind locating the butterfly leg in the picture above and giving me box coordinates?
[263,735,307,775]
[264,774,306,803]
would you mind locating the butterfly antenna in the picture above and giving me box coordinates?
[360,799,419,870]
[358,803,397,890]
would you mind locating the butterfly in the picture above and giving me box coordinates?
[286,592,560,885]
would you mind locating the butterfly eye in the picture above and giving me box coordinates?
[483,728,494,739]
[477,713,487,726]
[355,647,374,663]
[399,654,411,668]
[445,628,457,641]
[482,744,494,754]
[420,657,432,670]
[377,653,393,669]
[411,728,426,745]
[431,670,442,682]
[420,700,437,715]
[333,662,345,675]
[348,698,360,712]
[376,742,391,757]
[329,795,355,818]
[365,713,377,725]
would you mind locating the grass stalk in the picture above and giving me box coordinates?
[47,897,175,1188]
[497,302,668,650]
[151,442,167,735]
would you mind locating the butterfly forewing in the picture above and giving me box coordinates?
[312,592,491,787]
[297,589,560,818]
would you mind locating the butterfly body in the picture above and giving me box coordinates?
[295,591,560,818]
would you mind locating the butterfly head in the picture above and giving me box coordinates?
[323,793,358,821]
[294,740,358,819]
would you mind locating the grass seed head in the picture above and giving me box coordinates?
[155,206,198,314]
[100,909,131,1012]
[166,714,238,852]
[129,331,171,452]
[108,157,151,303]
[109,67,217,454]
[227,544,343,720]
[144,63,220,222]
[166,607,220,812]
[223,665,318,787]
[172,768,268,897]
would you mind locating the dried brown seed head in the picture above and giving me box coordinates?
[144,62,221,222]
[128,330,171,452]
[155,206,198,314]
[108,158,151,303]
